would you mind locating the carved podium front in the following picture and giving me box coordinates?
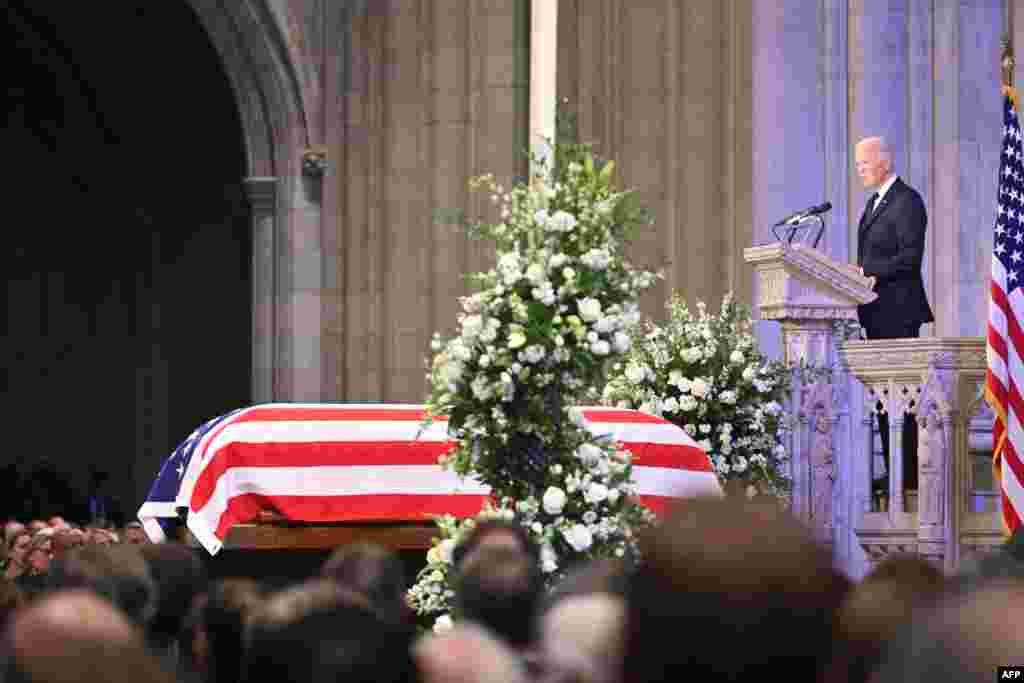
[744,242,876,553]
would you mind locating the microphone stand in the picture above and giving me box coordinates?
[771,214,826,248]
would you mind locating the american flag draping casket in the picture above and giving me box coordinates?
[138,404,721,555]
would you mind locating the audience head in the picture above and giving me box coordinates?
[872,581,1024,683]
[5,533,31,578]
[537,559,630,683]
[123,523,148,546]
[414,620,527,683]
[454,546,544,652]
[0,590,172,683]
[3,524,25,547]
[189,579,265,683]
[138,542,208,645]
[243,578,417,683]
[54,545,156,629]
[44,519,65,531]
[452,518,539,571]
[25,523,46,535]
[50,531,84,562]
[24,535,52,577]
[833,554,947,683]
[320,543,409,625]
[623,496,851,683]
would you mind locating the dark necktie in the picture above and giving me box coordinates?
[864,192,878,221]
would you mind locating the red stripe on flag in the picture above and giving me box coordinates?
[1004,490,1022,533]
[623,442,714,471]
[579,409,672,424]
[210,492,681,541]
[1002,439,1024,499]
[235,407,440,423]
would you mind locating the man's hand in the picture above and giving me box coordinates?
[867,275,877,289]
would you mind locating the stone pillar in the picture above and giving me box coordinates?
[245,177,278,404]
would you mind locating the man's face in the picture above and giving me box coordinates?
[11,534,31,563]
[27,541,51,574]
[47,517,66,529]
[124,528,148,545]
[855,140,891,190]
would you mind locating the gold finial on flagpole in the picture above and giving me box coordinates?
[1002,36,1015,92]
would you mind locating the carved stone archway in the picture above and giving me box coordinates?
[185,0,325,402]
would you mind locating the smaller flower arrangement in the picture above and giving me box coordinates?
[603,292,793,499]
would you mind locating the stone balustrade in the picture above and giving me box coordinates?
[794,336,1004,577]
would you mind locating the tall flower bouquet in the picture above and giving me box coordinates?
[603,293,793,499]
[408,139,659,625]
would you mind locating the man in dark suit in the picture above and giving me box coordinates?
[854,136,935,495]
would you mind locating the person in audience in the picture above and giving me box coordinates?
[832,554,947,683]
[414,620,528,683]
[320,543,410,625]
[452,518,539,571]
[622,496,851,682]
[50,530,84,563]
[535,559,630,683]
[4,532,31,580]
[26,522,46,535]
[242,578,418,683]
[123,522,150,546]
[139,542,208,669]
[453,546,544,662]
[45,518,66,531]
[3,522,26,547]
[0,590,174,683]
[52,545,156,629]
[23,535,52,577]
[872,582,1024,682]
[188,579,265,683]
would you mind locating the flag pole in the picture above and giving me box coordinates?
[1003,36,1015,99]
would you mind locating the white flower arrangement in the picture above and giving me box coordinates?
[408,135,659,621]
[603,292,793,499]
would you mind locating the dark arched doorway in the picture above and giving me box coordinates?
[2,1,251,524]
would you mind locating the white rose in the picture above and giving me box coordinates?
[534,209,550,226]
[433,614,454,634]
[577,443,603,466]
[562,267,577,281]
[507,328,527,350]
[591,340,611,356]
[563,524,594,552]
[577,298,602,322]
[542,486,568,515]
[690,377,710,398]
[607,488,621,504]
[461,314,484,340]
[612,332,631,354]
[730,349,745,364]
[585,482,609,504]
[438,538,456,564]
[426,547,441,564]
[526,263,546,285]
[594,317,616,334]
[549,253,568,269]
[461,294,483,314]
[567,408,585,427]
[625,363,647,385]
[443,361,464,384]
[550,210,578,232]
[720,390,738,405]
[662,396,679,413]
[742,365,757,382]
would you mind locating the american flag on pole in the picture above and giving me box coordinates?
[138,403,720,554]
[986,86,1024,534]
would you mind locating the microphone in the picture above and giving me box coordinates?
[774,201,832,227]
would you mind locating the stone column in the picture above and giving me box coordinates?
[245,176,278,404]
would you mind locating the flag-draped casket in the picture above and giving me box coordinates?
[138,404,720,554]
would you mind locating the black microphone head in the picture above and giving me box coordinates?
[816,201,832,212]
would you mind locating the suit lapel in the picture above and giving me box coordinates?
[859,178,903,237]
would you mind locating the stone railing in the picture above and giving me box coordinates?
[794,336,1004,577]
